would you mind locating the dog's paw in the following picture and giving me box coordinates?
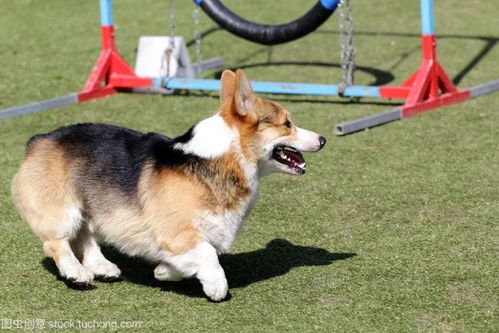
[60,263,94,285]
[202,277,228,302]
[154,263,183,282]
[83,259,121,280]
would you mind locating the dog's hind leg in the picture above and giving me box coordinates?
[14,186,94,284]
[154,263,183,282]
[21,200,94,284]
[72,224,121,280]
[11,139,93,284]
[44,238,94,285]
[31,202,94,284]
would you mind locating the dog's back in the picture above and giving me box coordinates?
[29,123,172,192]
[11,69,326,301]
[19,123,201,204]
[12,122,206,260]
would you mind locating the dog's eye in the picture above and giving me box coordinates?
[283,119,292,128]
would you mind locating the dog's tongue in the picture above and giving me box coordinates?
[273,146,306,173]
[282,149,304,164]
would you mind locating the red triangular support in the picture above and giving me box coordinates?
[379,35,470,117]
[77,26,153,102]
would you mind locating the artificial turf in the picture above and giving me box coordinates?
[0,0,498,332]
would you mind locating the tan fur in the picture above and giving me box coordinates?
[220,70,295,163]
[12,139,78,241]
[140,166,204,256]
[11,139,84,273]
[11,69,323,297]
[220,70,236,109]
[12,142,252,260]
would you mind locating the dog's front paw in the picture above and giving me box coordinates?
[201,277,228,302]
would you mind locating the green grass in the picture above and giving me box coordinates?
[1,0,498,332]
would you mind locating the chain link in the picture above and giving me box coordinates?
[161,0,176,77]
[338,0,355,95]
[168,0,176,46]
[193,3,203,76]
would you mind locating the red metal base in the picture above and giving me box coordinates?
[379,35,470,118]
[77,26,152,102]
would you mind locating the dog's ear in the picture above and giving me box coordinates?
[234,69,257,118]
[220,70,235,106]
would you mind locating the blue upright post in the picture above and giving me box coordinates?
[100,0,114,27]
[420,0,435,35]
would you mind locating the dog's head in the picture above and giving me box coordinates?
[219,69,326,176]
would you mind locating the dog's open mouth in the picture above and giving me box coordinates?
[271,145,306,174]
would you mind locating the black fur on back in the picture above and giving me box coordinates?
[27,123,199,196]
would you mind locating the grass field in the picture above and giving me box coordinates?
[1,0,498,331]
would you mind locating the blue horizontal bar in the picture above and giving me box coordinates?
[162,78,380,98]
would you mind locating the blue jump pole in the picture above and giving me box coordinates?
[100,0,114,26]
[420,0,435,35]
[161,78,381,98]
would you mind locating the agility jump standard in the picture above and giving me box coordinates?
[335,0,499,135]
[1,0,498,135]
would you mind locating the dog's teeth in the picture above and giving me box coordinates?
[298,162,306,169]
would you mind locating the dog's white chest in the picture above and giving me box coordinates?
[197,171,259,254]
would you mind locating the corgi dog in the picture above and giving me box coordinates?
[11,69,326,301]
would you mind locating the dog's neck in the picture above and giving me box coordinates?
[173,114,260,205]
[174,113,262,174]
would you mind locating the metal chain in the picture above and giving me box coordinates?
[162,0,176,77]
[193,3,203,76]
[338,0,355,95]
[168,0,175,46]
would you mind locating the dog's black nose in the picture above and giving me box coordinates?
[319,136,327,149]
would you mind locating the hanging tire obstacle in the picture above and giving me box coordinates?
[194,0,341,45]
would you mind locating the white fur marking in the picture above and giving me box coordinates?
[165,242,228,301]
[174,114,237,159]
[82,246,121,279]
[59,255,94,284]
[293,127,321,152]
[52,205,83,240]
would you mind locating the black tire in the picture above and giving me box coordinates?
[196,0,340,45]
